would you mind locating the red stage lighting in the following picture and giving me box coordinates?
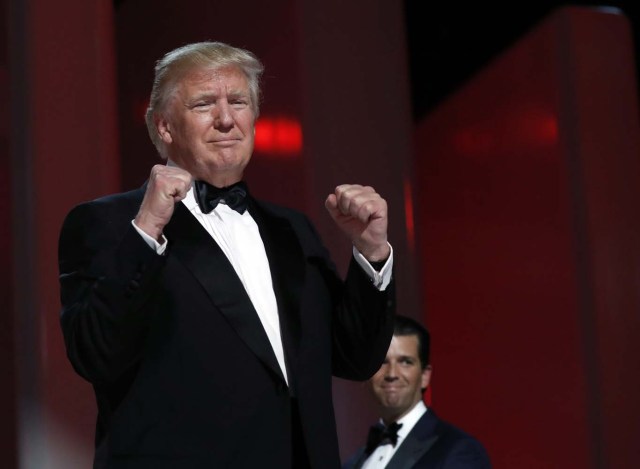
[254,117,303,157]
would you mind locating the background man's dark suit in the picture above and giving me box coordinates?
[344,410,490,469]
[59,186,395,469]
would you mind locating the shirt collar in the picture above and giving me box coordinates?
[390,400,427,442]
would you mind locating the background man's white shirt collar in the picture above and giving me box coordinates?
[362,401,428,469]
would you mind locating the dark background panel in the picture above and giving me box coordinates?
[404,1,640,120]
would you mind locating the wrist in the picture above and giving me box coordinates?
[134,213,164,242]
[357,242,390,263]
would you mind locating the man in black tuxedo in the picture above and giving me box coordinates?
[343,316,490,469]
[58,41,395,469]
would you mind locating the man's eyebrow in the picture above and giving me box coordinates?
[188,92,218,102]
[227,90,250,98]
[398,355,416,361]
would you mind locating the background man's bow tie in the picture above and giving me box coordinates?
[194,180,249,214]
[365,421,403,455]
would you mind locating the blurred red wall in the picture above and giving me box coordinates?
[414,7,640,468]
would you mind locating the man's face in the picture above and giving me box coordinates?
[156,65,256,186]
[370,334,431,423]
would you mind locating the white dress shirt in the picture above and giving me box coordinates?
[362,401,428,469]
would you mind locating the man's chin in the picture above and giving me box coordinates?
[380,396,404,410]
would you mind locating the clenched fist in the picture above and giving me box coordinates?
[325,184,390,262]
[134,165,193,241]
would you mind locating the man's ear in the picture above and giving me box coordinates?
[156,114,173,144]
[421,365,432,390]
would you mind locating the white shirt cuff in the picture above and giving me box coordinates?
[352,243,393,291]
[131,220,168,255]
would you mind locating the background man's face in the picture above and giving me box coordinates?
[370,334,431,422]
[157,65,256,185]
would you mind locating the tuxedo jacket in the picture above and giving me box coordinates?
[58,186,395,469]
[344,410,491,469]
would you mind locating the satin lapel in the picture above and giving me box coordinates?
[164,203,286,384]
[386,411,440,469]
[248,200,304,373]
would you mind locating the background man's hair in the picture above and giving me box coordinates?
[393,315,431,369]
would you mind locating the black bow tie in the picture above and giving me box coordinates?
[365,422,403,455]
[194,180,249,214]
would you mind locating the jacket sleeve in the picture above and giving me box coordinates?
[298,215,396,381]
[331,256,396,380]
[58,200,166,385]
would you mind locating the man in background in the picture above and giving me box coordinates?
[58,41,395,468]
[344,315,490,469]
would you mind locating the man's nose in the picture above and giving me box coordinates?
[214,100,234,128]
[384,362,398,380]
